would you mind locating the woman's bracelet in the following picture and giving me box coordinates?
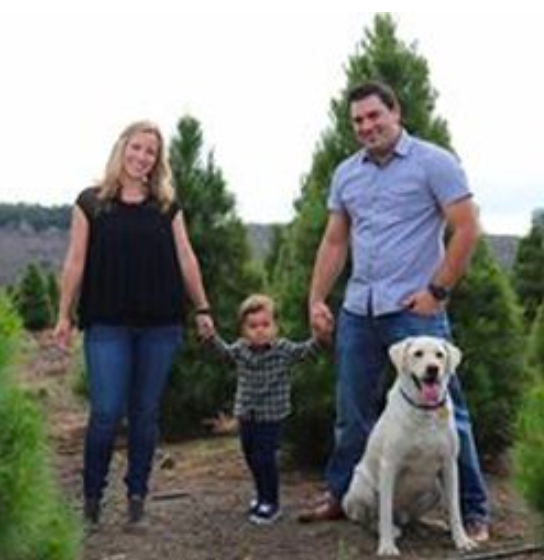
[195,307,211,316]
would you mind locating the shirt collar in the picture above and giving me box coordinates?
[241,339,276,352]
[360,128,411,164]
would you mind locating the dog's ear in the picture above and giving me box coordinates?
[389,338,413,372]
[444,341,462,372]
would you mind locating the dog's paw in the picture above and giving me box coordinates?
[377,540,400,556]
[454,533,478,552]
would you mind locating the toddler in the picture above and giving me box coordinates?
[208,294,327,524]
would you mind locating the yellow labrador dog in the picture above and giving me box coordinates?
[342,336,477,556]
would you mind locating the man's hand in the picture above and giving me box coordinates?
[310,301,335,342]
[403,289,444,315]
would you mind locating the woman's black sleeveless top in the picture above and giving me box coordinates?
[76,187,185,328]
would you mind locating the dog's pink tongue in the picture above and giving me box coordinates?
[422,383,440,403]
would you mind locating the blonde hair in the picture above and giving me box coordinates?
[98,120,175,210]
[239,294,276,324]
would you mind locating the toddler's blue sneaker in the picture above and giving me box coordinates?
[247,497,259,514]
[249,502,281,525]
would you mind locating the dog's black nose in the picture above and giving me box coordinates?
[424,364,439,382]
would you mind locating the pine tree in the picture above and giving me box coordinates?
[526,300,544,379]
[449,242,526,455]
[0,294,81,559]
[512,209,544,327]
[273,13,525,464]
[15,262,52,331]
[513,301,544,516]
[0,292,21,371]
[161,115,262,437]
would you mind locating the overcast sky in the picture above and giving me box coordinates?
[0,3,542,235]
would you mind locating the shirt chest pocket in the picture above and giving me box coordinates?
[378,178,438,221]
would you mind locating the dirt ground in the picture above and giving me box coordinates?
[20,332,544,560]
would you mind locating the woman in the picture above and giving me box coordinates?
[54,120,214,526]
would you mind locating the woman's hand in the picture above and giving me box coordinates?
[195,312,215,340]
[53,317,73,350]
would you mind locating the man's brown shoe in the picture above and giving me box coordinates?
[298,493,344,523]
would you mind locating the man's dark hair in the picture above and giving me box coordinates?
[347,81,399,111]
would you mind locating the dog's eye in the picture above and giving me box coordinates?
[413,350,424,358]
[435,351,445,360]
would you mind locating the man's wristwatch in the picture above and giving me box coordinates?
[428,283,451,302]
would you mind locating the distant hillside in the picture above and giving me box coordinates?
[0,223,68,285]
[0,202,71,230]
[0,220,520,287]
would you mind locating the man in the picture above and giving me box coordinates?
[299,81,489,542]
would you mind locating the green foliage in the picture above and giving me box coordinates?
[46,271,60,324]
[0,293,81,559]
[513,300,544,522]
[513,381,544,517]
[513,300,544,525]
[284,353,337,467]
[450,240,527,456]
[512,210,544,327]
[14,263,53,331]
[67,337,89,401]
[526,302,544,375]
[161,116,262,438]
[0,391,81,559]
[0,294,22,373]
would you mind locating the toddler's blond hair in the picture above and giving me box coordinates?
[238,294,276,325]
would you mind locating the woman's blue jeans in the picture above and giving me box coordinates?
[325,308,489,523]
[83,324,182,501]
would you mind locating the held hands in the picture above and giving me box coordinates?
[195,311,215,341]
[310,301,335,344]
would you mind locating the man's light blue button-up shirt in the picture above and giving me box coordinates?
[328,130,472,317]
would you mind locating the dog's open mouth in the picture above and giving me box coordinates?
[411,373,443,405]
[421,380,442,404]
